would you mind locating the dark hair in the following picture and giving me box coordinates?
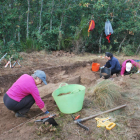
[126,60,131,63]
[105,52,113,58]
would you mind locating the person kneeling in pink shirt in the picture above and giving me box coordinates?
[3,70,49,117]
[121,59,140,76]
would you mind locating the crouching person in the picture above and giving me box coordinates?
[101,52,121,76]
[121,59,140,76]
[3,70,49,117]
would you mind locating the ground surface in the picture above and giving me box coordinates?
[0,51,140,140]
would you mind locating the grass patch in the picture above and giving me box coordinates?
[87,80,124,109]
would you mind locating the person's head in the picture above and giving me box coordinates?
[126,61,132,72]
[105,52,113,60]
[32,70,47,85]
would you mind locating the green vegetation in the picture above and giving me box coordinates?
[0,0,140,56]
[87,79,124,109]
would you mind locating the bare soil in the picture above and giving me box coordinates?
[101,73,108,76]
[58,92,71,96]
[0,51,140,140]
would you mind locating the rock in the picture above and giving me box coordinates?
[38,83,61,98]
[66,75,80,84]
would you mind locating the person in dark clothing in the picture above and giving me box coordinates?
[101,52,121,75]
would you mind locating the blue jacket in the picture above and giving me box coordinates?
[105,57,121,71]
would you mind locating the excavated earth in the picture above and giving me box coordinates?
[0,51,140,140]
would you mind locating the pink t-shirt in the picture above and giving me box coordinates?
[6,74,45,109]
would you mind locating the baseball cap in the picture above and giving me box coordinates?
[126,62,132,72]
[34,70,47,85]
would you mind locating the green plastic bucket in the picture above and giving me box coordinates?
[52,83,86,114]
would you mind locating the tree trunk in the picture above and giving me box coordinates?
[136,44,140,55]
[27,0,30,39]
[99,33,102,54]
[17,5,21,43]
[3,37,5,46]
[14,31,16,39]
[118,35,126,53]
[1,5,6,46]
[59,0,66,31]
[39,0,43,33]
[50,0,54,31]
[18,27,20,42]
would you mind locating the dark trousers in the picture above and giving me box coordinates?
[3,93,35,114]
[106,61,120,75]
[124,66,138,75]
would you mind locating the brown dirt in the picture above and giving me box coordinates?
[101,72,108,76]
[58,92,71,96]
[0,51,140,140]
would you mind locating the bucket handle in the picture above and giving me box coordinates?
[59,83,68,88]
[71,89,80,94]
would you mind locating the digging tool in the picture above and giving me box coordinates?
[74,104,126,131]
[75,115,80,120]
[11,60,21,68]
[35,114,58,126]
[0,53,7,63]
[71,114,89,130]
[5,57,12,68]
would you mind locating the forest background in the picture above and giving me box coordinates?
[0,0,140,58]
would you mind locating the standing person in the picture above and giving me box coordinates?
[101,52,121,76]
[121,59,140,76]
[3,70,49,117]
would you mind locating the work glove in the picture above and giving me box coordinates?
[44,110,49,114]
[100,66,105,69]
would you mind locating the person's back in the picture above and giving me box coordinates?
[7,74,36,102]
[110,56,121,71]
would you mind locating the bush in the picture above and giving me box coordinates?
[122,44,135,56]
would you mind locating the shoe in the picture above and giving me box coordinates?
[15,112,28,118]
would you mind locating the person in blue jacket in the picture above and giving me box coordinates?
[101,52,121,75]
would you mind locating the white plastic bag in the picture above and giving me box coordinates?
[105,20,113,36]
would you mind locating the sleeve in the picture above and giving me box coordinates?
[30,86,45,109]
[104,61,108,67]
[120,66,126,75]
[120,61,126,75]
[131,60,140,68]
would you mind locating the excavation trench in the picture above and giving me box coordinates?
[0,60,101,134]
